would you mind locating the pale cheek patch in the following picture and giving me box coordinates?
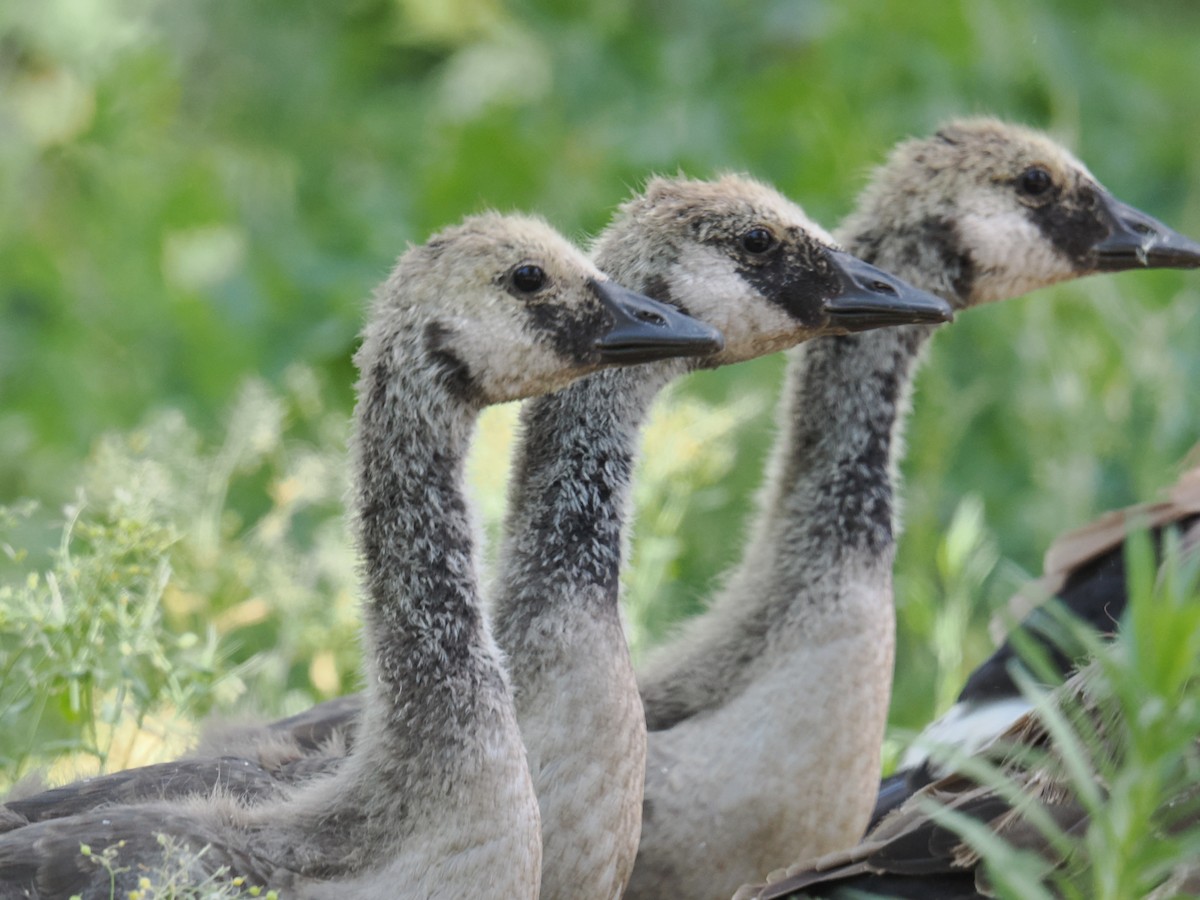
[666,250,803,363]
[452,310,573,403]
[960,210,1076,304]
[486,344,582,402]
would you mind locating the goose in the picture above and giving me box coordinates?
[1,177,953,900]
[624,119,1200,900]
[0,212,725,899]
[870,457,1200,828]
[488,174,950,900]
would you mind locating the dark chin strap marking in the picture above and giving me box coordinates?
[522,299,607,367]
[917,216,976,301]
[423,322,482,402]
[734,241,835,328]
[641,273,694,318]
[1028,186,1109,268]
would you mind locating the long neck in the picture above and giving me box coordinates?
[492,363,679,663]
[751,327,931,561]
[740,215,959,592]
[351,352,509,772]
[273,346,540,896]
[639,227,957,729]
[753,215,961,546]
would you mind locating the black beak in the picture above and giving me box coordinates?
[591,279,725,363]
[1091,193,1200,271]
[823,251,955,332]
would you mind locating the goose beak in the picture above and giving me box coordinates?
[823,251,955,332]
[1091,194,1200,270]
[591,279,725,363]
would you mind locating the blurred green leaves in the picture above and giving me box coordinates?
[0,495,231,777]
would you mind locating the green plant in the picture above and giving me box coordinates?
[922,529,1200,899]
[72,835,279,900]
[0,494,230,779]
[0,370,364,784]
[890,493,1005,738]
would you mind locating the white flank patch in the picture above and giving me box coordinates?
[900,696,1033,771]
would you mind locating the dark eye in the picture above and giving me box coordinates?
[1017,166,1053,197]
[741,227,776,254]
[511,264,546,293]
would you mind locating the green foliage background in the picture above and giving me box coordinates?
[2,0,1199,769]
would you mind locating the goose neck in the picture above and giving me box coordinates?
[492,364,676,639]
[352,357,502,751]
[758,217,967,555]
[766,324,932,559]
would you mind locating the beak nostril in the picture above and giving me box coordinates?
[869,280,898,296]
[1130,221,1155,236]
[634,309,667,327]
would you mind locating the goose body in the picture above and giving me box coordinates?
[0,213,721,899]
[627,119,1200,900]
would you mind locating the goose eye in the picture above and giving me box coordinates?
[1017,166,1053,197]
[511,264,547,293]
[741,227,776,254]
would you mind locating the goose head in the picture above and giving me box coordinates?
[840,117,1200,307]
[356,213,723,404]
[593,174,954,367]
